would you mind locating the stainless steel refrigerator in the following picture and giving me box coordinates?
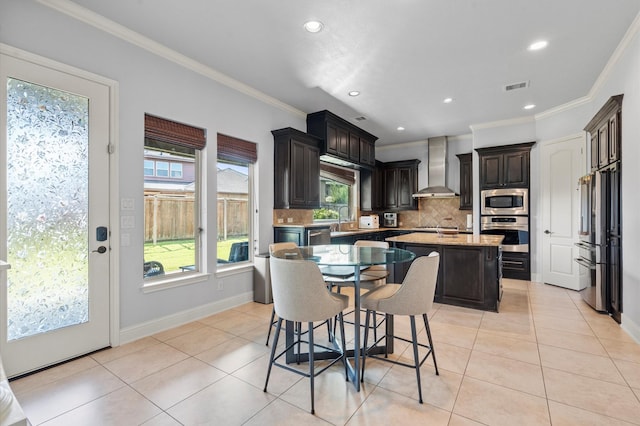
[576,162,622,323]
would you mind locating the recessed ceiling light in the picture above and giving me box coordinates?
[303,20,324,33]
[524,104,536,110]
[348,91,360,97]
[397,126,405,131]
[443,97,453,103]
[528,40,548,51]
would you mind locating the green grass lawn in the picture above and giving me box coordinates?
[144,237,247,273]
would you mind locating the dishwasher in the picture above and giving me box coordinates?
[306,227,331,245]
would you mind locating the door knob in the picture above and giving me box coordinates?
[544,230,552,235]
[92,246,107,254]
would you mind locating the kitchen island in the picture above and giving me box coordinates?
[386,233,504,312]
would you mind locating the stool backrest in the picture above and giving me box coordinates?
[379,252,440,316]
[269,255,341,323]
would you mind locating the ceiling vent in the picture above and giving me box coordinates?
[353,116,367,121]
[504,81,530,92]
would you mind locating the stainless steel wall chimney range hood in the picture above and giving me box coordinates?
[412,136,457,198]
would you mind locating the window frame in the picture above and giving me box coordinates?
[155,160,169,177]
[215,158,253,270]
[215,133,257,272]
[144,159,154,177]
[142,114,208,290]
[314,162,358,223]
[170,162,183,179]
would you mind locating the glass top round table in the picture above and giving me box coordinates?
[270,244,415,392]
[271,244,415,269]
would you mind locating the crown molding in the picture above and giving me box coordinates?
[534,95,591,121]
[589,10,640,99]
[37,0,306,119]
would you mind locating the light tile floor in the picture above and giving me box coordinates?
[10,279,640,425]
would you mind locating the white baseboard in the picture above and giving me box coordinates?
[118,291,254,345]
[621,313,640,344]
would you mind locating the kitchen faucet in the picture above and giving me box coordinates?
[337,205,349,231]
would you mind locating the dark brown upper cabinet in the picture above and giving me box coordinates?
[585,94,622,172]
[272,127,321,209]
[383,159,420,211]
[456,153,473,210]
[360,161,384,212]
[307,110,377,168]
[476,142,534,189]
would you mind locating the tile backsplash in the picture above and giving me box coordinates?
[417,197,471,230]
[273,198,472,231]
[273,209,313,224]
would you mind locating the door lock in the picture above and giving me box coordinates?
[92,246,107,254]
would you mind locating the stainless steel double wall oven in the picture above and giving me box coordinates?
[480,188,530,279]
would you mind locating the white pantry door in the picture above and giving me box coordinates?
[541,135,585,290]
[0,52,111,377]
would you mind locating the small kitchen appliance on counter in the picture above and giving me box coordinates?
[359,215,380,229]
[383,212,398,227]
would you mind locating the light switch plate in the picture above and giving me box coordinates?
[121,198,134,210]
[121,215,135,229]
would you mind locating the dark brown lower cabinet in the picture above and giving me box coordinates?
[501,252,530,280]
[392,242,501,312]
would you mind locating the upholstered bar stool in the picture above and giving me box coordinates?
[264,255,349,414]
[265,242,299,345]
[266,242,334,348]
[360,252,440,403]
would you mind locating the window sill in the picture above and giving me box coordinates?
[216,262,254,277]
[142,271,211,293]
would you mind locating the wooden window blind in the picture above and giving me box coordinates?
[320,162,356,185]
[144,114,206,150]
[217,133,257,163]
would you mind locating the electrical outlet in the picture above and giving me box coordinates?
[287,217,293,223]
[350,223,354,228]
[277,218,284,223]
[217,280,223,290]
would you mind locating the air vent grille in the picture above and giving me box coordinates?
[504,81,529,91]
[354,116,367,121]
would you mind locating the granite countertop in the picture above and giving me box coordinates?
[272,223,332,228]
[271,224,474,238]
[386,232,504,247]
[329,227,473,237]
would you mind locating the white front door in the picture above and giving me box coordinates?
[541,135,585,290]
[0,51,111,377]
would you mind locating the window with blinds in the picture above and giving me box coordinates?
[143,114,205,281]
[216,133,255,268]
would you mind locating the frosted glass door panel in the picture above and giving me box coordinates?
[6,78,90,340]
[1,51,110,378]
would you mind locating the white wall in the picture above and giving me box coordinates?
[0,1,305,333]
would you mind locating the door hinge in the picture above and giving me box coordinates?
[108,144,115,154]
